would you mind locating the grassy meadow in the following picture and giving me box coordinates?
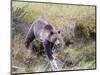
[11,1,96,74]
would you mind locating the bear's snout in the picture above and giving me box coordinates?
[55,39,62,48]
[56,43,61,48]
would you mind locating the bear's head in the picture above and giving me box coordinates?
[41,25,63,50]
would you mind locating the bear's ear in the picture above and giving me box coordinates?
[44,24,53,30]
[58,30,61,34]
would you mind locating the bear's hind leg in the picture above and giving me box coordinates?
[25,27,35,49]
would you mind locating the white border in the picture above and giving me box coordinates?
[0,0,100,75]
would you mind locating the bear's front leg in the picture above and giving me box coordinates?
[43,41,59,71]
[43,40,53,60]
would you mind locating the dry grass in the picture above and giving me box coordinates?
[11,1,96,74]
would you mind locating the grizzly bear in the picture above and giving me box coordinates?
[25,17,63,70]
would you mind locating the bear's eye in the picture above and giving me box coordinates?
[50,31,54,35]
[58,30,61,34]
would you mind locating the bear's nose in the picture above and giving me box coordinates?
[56,44,61,48]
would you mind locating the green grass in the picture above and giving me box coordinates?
[11,1,96,73]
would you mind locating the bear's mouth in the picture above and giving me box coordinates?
[56,44,61,48]
[52,44,61,52]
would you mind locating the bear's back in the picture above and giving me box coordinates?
[32,17,48,29]
[32,17,49,38]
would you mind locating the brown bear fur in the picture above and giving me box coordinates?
[25,17,62,60]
